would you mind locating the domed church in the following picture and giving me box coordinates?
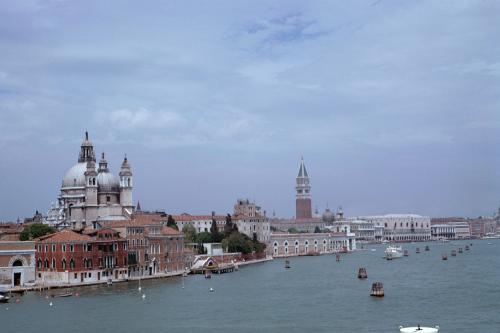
[55,132,134,229]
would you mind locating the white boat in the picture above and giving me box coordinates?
[0,291,11,303]
[385,245,403,260]
[400,325,439,332]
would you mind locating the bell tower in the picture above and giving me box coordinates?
[119,155,133,215]
[295,157,312,219]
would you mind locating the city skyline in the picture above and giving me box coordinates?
[1,1,499,220]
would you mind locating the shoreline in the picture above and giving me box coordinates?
[6,257,274,293]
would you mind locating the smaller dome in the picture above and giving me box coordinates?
[97,171,120,193]
[62,163,88,188]
[322,208,336,223]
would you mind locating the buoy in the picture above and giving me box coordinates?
[49,302,53,306]
[209,287,214,292]
[141,294,146,299]
[357,267,368,279]
[138,286,142,291]
[370,282,384,297]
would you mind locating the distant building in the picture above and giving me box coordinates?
[233,199,271,243]
[358,214,431,242]
[106,212,185,277]
[269,232,355,257]
[0,241,36,290]
[35,228,128,286]
[431,222,470,239]
[173,213,226,233]
[348,219,376,242]
[46,132,134,230]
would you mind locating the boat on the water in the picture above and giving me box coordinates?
[385,245,403,260]
[0,291,11,303]
[441,253,447,260]
[451,250,457,256]
[416,247,420,254]
[399,325,439,332]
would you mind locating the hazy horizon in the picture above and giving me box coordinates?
[1,1,499,221]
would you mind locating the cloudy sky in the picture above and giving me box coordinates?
[0,0,499,221]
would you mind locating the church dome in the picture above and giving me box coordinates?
[97,171,120,193]
[322,208,336,223]
[62,162,88,188]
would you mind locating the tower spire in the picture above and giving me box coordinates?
[78,132,95,163]
[295,157,312,219]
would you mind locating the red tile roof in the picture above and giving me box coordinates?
[37,229,92,243]
[161,226,181,235]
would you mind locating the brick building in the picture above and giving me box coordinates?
[35,228,128,286]
[107,212,185,277]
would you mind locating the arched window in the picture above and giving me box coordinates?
[62,259,66,270]
[38,259,42,269]
[52,258,56,269]
[12,259,23,267]
[70,259,75,269]
[44,259,49,268]
[127,178,131,187]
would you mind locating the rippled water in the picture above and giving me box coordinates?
[2,239,499,333]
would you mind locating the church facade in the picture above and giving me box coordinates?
[46,132,134,230]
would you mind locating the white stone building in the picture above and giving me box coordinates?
[46,132,134,230]
[233,199,271,243]
[358,214,431,242]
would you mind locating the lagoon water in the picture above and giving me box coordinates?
[2,239,500,333]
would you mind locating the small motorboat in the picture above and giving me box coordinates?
[425,245,430,251]
[403,249,409,256]
[399,325,439,332]
[284,259,290,269]
[465,245,470,251]
[451,250,457,257]
[458,248,463,254]
[0,291,11,303]
[416,247,420,254]
[441,253,448,260]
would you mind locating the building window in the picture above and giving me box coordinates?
[51,258,56,269]
[44,259,49,268]
[70,244,74,252]
[62,259,66,270]
[62,244,66,252]
[70,259,75,269]
[37,259,42,269]
[107,195,111,202]
[45,245,48,252]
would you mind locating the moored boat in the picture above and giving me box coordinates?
[451,250,457,256]
[0,291,11,303]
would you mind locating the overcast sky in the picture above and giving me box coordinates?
[0,0,499,221]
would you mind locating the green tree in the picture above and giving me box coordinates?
[20,224,55,241]
[221,232,253,254]
[314,226,322,233]
[210,218,223,242]
[287,227,299,234]
[224,214,234,236]
[166,215,178,230]
[182,224,197,243]
[196,231,213,244]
